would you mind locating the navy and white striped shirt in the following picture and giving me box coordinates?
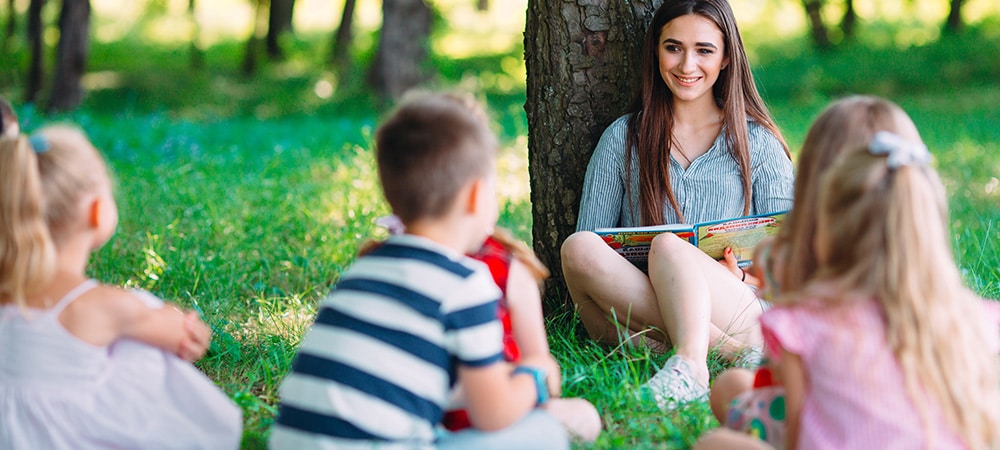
[576,114,794,231]
[270,234,503,450]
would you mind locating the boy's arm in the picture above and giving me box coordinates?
[458,361,541,431]
[506,259,562,396]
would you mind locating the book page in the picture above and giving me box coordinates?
[695,213,786,265]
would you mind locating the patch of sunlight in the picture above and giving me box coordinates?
[895,25,939,48]
[274,59,313,79]
[967,0,1000,21]
[293,0,384,33]
[43,28,59,47]
[985,177,999,195]
[497,134,530,204]
[432,0,527,58]
[736,1,804,41]
[237,294,316,342]
[145,15,195,43]
[82,71,124,90]
[314,78,335,100]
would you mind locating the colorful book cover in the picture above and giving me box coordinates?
[594,210,788,271]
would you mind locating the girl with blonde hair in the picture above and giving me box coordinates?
[700,98,1000,449]
[0,126,242,448]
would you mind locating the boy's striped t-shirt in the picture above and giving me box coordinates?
[270,234,504,449]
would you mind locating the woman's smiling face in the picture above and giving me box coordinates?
[657,14,729,106]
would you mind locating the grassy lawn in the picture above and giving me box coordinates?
[4,25,999,449]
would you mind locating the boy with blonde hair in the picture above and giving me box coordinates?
[270,92,568,449]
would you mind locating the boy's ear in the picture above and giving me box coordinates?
[464,178,483,214]
[87,199,102,229]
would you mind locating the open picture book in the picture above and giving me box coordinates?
[594,210,788,272]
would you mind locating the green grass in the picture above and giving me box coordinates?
[5,23,1000,449]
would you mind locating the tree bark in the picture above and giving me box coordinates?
[945,0,964,34]
[4,0,16,47]
[329,0,356,76]
[802,0,832,50]
[189,0,204,69]
[266,0,295,59]
[524,0,661,311]
[48,0,90,111]
[840,0,855,40]
[242,0,269,75]
[369,0,431,100]
[25,0,45,103]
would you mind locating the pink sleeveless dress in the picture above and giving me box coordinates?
[0,280,242,449]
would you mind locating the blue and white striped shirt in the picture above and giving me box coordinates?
[270,234,503,450]
[576,114,794,231]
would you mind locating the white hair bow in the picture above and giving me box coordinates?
[868,131,930,169]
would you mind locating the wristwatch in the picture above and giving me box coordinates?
[513,365,549,406]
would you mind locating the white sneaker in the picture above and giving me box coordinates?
[734,346,764,369]
[642,355,709,410]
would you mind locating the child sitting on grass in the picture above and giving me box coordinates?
[445,228,603,442]
[269,92,569,449]
[0,125,242,449]
[697,98,1000,449]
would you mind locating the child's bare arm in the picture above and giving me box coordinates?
[778,349,806,450]
[111,289,211,361]
[506,259,562,395]
[459,360,546,431]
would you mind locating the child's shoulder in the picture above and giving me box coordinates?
[66,283,162,321]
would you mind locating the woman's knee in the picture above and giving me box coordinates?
[648,232,693,265]
[560,231,605,276]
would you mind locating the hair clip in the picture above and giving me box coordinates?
[29,134,49,154]
[868,131,930,169]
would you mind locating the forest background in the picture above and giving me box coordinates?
[1,0,999,448]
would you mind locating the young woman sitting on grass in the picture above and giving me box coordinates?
[560,0,793,410]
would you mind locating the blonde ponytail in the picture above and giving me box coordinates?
[0,136,56,306]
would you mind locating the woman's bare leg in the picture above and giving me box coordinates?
[562,232,669,345]
[562,231,762,373]
[646,234,764,384]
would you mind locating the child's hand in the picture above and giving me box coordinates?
[176,312,211,362]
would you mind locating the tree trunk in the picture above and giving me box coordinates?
[25,0,45,103]
[266,0,295,59]
[4,0,16,48]
[48,0,89,111]
[368,0,431,100]
[242,0,269,75]
[524,0,661,311]
[189,0,204,69]
[329,0,356,76]
[802,0,832,50]
[945,0,964,34]
[840,0,855,40]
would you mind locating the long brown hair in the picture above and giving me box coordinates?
[625,0,788,225]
